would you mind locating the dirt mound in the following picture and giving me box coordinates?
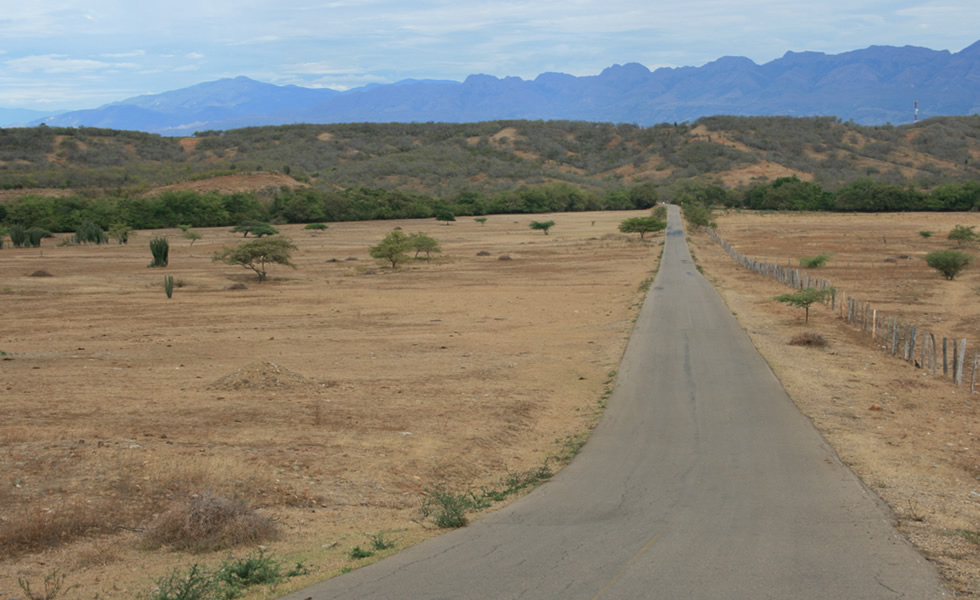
[209,361,334,392]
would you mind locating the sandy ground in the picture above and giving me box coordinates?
[0,211,659,598]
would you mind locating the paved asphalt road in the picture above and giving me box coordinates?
[281,206,947,599]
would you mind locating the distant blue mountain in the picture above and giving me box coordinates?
[26,41,980,135]
[0,107,63,127]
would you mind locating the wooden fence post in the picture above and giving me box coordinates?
[972,351,979,395]
[956,339,967,385]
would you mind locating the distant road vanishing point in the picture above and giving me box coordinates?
[281,205,947,600]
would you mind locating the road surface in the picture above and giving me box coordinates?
[281,205,947,599]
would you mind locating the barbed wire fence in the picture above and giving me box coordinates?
[704,227,978,393]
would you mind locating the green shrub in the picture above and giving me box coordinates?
[215,550,284,591]
[149,237,169,267]
[925,250,974,280]
[349,546,375,560]
[919,230,933,238]
[419,490,474,528]
[799,253,831,268]
[145,564,214,600]
[72,221,107,245]
[529,220,555,235]
[369,531,396,551]
[304,223,328,230]
[26,227,50,248]
[164,275,175,299]
[9,224,27,248]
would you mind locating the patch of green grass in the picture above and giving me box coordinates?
[958,529,980,545]
[348,546,375,560]
[368,531,396,551]
[142,551,307,600]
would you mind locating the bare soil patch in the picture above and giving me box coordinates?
[0,211,659,598]
[690,210,980,597]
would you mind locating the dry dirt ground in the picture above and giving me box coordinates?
[4,209,980,598]
[0,211,659,598]
[689,210,980,598]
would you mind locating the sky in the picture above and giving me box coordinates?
[1,0,977,111]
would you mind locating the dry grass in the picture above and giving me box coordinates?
[788,331,828,347]
[142,492,278,553]
[0,211,660,597]
[0,500,115,556]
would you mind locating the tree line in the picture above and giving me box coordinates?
[2,175,978,235]
[0,182,659,233]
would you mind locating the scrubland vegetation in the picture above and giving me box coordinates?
[1,115,980,237]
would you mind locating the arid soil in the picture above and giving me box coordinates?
[689,210,980,598]
[0,211,659,598]
[4,209,980,598]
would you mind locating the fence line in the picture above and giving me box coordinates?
[704,228,976,391]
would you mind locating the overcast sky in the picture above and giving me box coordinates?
[1,0,976,111]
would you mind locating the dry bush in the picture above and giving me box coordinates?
[226,282,248,290]
[476,251,491,256]
[29,270,53,277]
[498,255,512,261]
[142,491,278,552]
[789,331,828,347]
[0,500,114,556]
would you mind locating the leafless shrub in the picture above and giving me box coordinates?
[789,331,828,347]
[476,250,491,256]
[498,254,512,261]
[142,491,278,552]
[29,270,53,277]
[226,282,248,290]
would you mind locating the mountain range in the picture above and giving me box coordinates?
[18,40,980,135]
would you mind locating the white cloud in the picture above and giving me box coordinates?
[6,54,115,74]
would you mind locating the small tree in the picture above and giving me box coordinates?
[474,217,488,226]
[109,223,131,245]
[435,209,456,225]
[408,232,441,260]
[369,231,411,268]
[682,201,713,229]
[773,287,833,324]
[619,216,666,239]
[948,224,978,248]
[149,237,169,267]
[530,220,555,235]
[231,221,279,238]
[183,230,202,246]
[213,237,297,282]
[925,250,973,280]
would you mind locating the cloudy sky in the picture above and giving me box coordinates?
[1,0,976,111]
